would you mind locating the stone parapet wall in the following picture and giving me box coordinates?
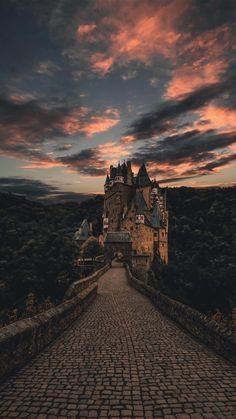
[64,263,110,299]
[126,265,236,365]
[0,264,110,382]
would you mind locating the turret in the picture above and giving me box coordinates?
[104,172,110,192]
[126,160,133,185]
[114,162,124,184]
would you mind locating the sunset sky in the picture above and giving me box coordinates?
[0,0,236,201]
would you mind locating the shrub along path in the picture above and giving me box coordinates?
[0,265,235,418]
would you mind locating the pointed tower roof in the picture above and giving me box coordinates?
[136,163,152,187]
[151,202,162,228]
[105,172,110,185]
[135,190,148,214]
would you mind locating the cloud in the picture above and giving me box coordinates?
[58,148,107,176]
[0,96,120,163]
[77,24,96,35]
[0,177,93,202]
[57,140,132,176]
[165,23,236,98]
[123,76,236,141]
[34,60,61,76]
[131,128,236,182]
[82,0,187,74]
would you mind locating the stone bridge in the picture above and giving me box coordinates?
[0,265,235,418]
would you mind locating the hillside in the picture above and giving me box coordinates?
[0,186,235,323]
[152,186,236,315]
[0,193,104,316]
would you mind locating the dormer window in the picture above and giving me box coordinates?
[114,176,124,183]
[103,218,109,229]
[136,214,144,224]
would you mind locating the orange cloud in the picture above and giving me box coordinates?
[165,24,235,98]
[89,0,187,73]
[77,24,96,34]
[166,59,227,99]
[60,107,120,136]
[198,105,236,132]
[91,54,114,73]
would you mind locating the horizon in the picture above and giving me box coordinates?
[1,0,236,199]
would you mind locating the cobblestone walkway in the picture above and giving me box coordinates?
[0,267,236,419]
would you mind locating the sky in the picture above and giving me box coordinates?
[0,0,236,201]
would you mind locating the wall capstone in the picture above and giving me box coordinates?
[0,264,110,382]
[126,264,236,365]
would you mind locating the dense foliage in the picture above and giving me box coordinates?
[0,186,235,321]
[80,237,103,259]
[0,193,103,314]
[151,187,236,315]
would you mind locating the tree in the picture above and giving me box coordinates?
[80,237,103,259]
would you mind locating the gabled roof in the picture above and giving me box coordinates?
[135,189,148,214]
[105,232,132,243]
[150,202,162,228]
[136,163,152,187]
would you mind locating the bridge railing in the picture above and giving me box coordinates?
[0,263,110,382]
[126,264,236,365]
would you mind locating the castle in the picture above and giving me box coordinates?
[103,161,168,268]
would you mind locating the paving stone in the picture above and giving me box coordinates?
[0,267,235,418]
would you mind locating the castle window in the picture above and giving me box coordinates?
[130,226,133,231]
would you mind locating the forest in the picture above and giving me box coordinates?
[0,192,103,324]
[0,186,235,325]
[151,186,236,316]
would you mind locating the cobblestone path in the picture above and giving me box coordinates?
[0,267,236,419]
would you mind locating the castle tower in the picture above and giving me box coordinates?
[126,160,133,185]
[104,172,110,192]
[103,160,168,266]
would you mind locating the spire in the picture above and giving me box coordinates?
[136,163,152,187]
[105,171,110,184]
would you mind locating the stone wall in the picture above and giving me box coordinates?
[64,264,110,299]
[0,264,110,381]
[126,265,236,365]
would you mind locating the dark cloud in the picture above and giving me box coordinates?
[131,128,236,182]
[58,148,106,176]
[133,129,236,165]
[180,0,236,35]
[193,153,236,173]
[124,75,236,141]
[0,177,92,202]
[0,96,119,163]
[0,96,69,128]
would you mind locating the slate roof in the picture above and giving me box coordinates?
[104,232,132,243]
[150,202,162,228]
[135,190,148,214]
[136,163,152,187]
[74,219,92,241]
